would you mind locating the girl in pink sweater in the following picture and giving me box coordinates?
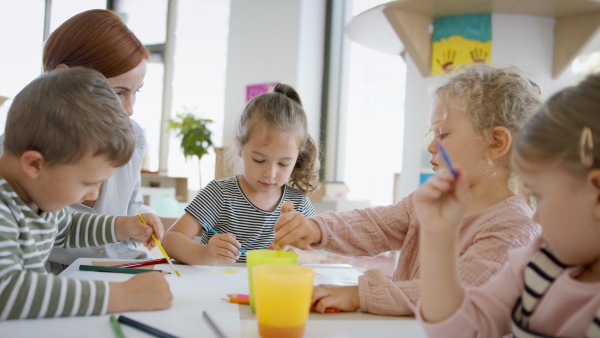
[271,65,542,316]
[416,73,600,337]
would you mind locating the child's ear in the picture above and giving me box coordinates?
[54,63,70,71]
[488,126,512,161]
[588,170,600,219]
[20,150,45,179]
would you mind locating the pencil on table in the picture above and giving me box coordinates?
[109,315,126,338]
[113,258,168,268]
[135,209,181,277]
[79,265,169,275]
[118,315,177,338]
[222,297,250,305]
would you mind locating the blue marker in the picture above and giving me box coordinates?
[436,141,458,178]
[203,224,247,255]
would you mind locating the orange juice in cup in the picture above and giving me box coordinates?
[253,264,314,338]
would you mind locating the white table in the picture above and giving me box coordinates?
[1,258,426,337]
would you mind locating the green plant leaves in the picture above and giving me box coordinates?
[168,112,214,161]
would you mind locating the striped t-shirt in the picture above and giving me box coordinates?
[185,176,316,263]
[0,178,117,320]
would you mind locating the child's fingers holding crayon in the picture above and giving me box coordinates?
[115,213,165,247]
[311,285,360,313]
[273,212,321,250]
[415,166,471,231]
[205,233,241,264]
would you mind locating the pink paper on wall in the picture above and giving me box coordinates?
[246,82,278,102]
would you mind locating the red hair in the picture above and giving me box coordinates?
[43,9,149,78]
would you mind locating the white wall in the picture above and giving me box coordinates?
[222,0,326,147]
[398,13,574,198]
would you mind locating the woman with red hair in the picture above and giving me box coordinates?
[14,9,171,273]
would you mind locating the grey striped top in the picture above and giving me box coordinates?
[185,176,315,263]
[0,178,117,320]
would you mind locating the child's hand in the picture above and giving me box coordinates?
[311,285,360,313]
[414,166,471,233]
[202,233,242,265]
[107,272,172,313]
[272,201,322,249]
[115,213,164,249]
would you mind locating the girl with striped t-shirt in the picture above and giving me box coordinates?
[162,83,320,264]
[416,73,600,337]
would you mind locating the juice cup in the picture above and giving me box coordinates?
[246,250,298,312]
[253,264,315,338]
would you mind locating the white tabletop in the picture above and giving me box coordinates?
[1,258,426,338]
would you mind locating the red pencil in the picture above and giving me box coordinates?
[112,258,168,268]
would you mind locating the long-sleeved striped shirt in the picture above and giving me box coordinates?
[0,178,118,320]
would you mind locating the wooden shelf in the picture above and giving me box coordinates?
[141,172,188,202]
[346,0,600,78]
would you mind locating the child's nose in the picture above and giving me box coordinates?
[263,165,276,179]
[84,187,101,201]
[427,139,437,154]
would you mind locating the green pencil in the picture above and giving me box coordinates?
[79,265,166,274]
[109,315,126,338]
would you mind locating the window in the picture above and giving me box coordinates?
[339,0,407,206]
[113,0,230,191]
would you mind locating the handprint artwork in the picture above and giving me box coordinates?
[431,13,491,76]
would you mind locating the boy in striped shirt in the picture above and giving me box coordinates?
[0,67,172,320]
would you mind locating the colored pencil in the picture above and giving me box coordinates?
[135,209,181,277]
[112,258,168,268]
[109,315,126,338]
[117,315,177,338]
[223,293,339,312]
[79,265,168,275]
[202,224,247,255]
[436,140,457,178]
[222,297,250,305]
[202,311,228,338]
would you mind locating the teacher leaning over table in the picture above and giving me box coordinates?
[0,9,178,274]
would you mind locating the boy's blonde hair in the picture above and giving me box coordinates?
[3,67,135,167]
[228,83,320,195]
[515,73,600,176]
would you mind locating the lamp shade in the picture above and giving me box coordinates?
[345,3,405,55]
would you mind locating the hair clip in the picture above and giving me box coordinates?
[274,86,286,95]
[580,126,594,167]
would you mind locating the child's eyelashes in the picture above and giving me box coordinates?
[252,158,291,167]
[437,133,449,140]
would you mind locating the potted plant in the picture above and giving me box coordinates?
[168,108,214,187]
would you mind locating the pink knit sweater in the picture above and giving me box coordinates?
[311,194,541,316]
